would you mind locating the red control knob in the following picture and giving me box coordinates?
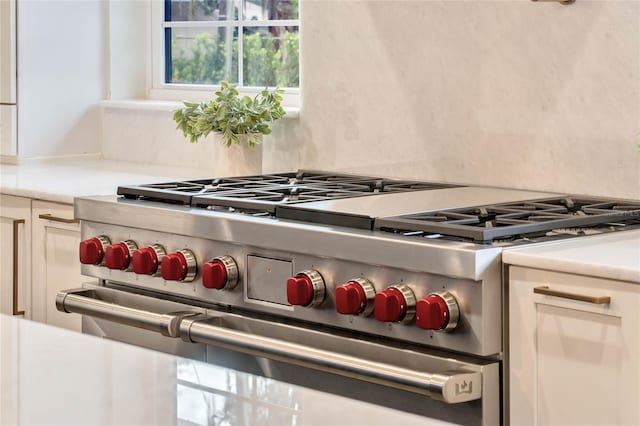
[416,292,459,332]
[287,275,314,306]
[202,256,238,290]
[132,245,165,275]
[79,236,110,265]
[286,270,325,307]
[374,285,416,323]
[105,241,137,270]
[161,249,197,282]
[335,278,375,316]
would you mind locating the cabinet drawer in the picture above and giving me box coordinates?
[32,201,78,230]
[510,266,638,317]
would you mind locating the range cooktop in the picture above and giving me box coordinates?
[116,170,640,244]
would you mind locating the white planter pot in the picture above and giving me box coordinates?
[207,134,263,177]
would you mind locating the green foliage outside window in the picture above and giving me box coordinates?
[171,30,299,88]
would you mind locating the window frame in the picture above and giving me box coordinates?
[149,0,300,107]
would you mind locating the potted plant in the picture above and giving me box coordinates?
[172,81,286,148]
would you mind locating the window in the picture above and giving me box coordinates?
[152,0,299,102]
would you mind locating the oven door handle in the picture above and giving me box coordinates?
[55,288,198,337]
[180,316,482,404]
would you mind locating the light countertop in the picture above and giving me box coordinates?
[0,315,445,426]
[0,157,215,204]
[503,229,640,283]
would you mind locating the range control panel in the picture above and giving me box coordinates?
[79,222,501,356]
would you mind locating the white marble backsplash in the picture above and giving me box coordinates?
[101,106,301,175]
[101,0,640,199]
[299,0,640,199]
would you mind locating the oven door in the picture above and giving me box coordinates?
[57,284,500,426]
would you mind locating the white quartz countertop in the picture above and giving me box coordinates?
[503,230,640,283]
[0,315,446,426]
[0,157,215,204]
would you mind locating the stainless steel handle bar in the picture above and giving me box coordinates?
[55,288,197,337]
[180,317,482,404]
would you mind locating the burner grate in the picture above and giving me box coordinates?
[375,197,640,243]
[117,170,462,213]
[192,186,371,213]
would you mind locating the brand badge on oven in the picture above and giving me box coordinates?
[440,372,482,403]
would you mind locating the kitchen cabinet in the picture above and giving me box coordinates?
[0,195,30,318]
[509,265,640,426]
[0,105,17,157]
[31,201,82,332]
[0,0,17,157]
[1,0,104,159]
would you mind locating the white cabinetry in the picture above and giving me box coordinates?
[31,201,82,332]
[509,266,640,426]
[0,0,17,157]
[0,105,17,157]
[0,195,30,318]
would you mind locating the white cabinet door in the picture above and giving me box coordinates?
[0,195,30,318]
[0,0,16,104]
[31,201,82,332]
[0,104,17,157]
[509,266,640,426]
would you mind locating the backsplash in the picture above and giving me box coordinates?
[101,105,301,175]
[101,0,639,199]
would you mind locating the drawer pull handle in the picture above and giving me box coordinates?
[38,213,79,224]
[533,286,611,305]
[532,0,575,4]
[12,219,25,316]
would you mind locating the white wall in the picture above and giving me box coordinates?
[300,0,640,199]
[102,0,639,199]
[17,1,105,159]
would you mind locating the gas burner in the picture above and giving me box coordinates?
[192,186,371,213]
[375,197,640,243]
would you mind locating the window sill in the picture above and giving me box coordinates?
[100,100,300,119]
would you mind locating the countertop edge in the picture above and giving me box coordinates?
[503,251,640,284]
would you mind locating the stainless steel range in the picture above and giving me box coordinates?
[55,170,640,426]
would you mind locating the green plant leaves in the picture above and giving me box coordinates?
[173,81,286,147]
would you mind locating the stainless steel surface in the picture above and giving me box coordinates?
[55,288,199,337]
[37,213,79,224]
[78,221,503,356]
[298,269,326,307]
[246,255,292,306]
[276,186,560,223]
[180,314,485,404]
[12,218,24,316]
[533,285,611,304]
[214,255,239,289]
[351,277,376,316]
[75,196,503,281]
[437,291,460,332]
